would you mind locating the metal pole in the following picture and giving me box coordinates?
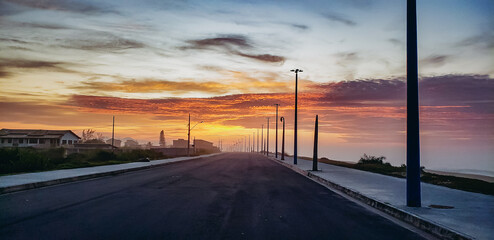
[281,117,285,160]
[407,0,421,207]
[291,69,302,164]
[111,115,114,153]
[248,135,250,153]
[266,117,270,156]
[313,115,318,171]
[187,113,190,156]
[275,104,279,158]
[252,132,255,152]
[261,124,264,154]
[257,129,259,153]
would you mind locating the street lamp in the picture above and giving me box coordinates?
[187,113,203,156]
[266,117,270,156]
[291,69,302,164]
[280,116,285,160]
[274,104,279,158]
[261,124,264,154]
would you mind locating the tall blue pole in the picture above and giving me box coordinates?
[407,0,421,207]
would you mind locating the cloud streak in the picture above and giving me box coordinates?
[181,35,285,64]
[4,0,117,15]
[0,58,75,76]
[323,12,357,26]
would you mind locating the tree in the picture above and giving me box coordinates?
[82,129,104,143]
[97,133,104,141]
[159,130,165,147]
[82,129,95,142]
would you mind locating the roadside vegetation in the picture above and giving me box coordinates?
[0,147,166,175]
[299,154,494,196]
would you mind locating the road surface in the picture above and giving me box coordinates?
[0,153,427,239]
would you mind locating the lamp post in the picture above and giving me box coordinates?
[274,104,279,158]
[266,117,270,156]
[291,69,302,164]
[252,132,255,152]
[261,124,264,154]
[187,113,203,156]
[280,116,285,160]
[257,129,259,153]
[111,115,115,153]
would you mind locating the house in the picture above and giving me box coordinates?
[194,139,220,153]
[172,139,188,148]
[0,129,81,148]
[105,138,122,147]
[124,139,139,148]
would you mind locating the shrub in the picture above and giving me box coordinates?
[88,150,116,162]
[358,154,386,165]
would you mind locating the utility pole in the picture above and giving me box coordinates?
[111,115,115,153]
[187,114,203,157]
[275,104,279,158]
[248,135,250,153]
[407,0,421,207]
[291,69,302,164]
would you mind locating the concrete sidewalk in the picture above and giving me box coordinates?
[0,153,220,194]
[268,154,493,240]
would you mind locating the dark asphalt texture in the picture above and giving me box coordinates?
[0,153,426,239]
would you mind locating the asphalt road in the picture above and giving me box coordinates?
[0,153,426,239]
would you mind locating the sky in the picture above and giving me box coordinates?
[0,0,493,174]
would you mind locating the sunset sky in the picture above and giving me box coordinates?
[0,0,493,174]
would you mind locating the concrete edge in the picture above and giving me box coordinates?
[269,157,474,240]
[0,153,221,195]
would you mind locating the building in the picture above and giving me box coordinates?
[124,139,139,148]
[0,129,80,148]
[194,139,215,151]
[172,139,188,148]
[105,138,121,147]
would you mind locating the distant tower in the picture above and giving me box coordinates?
[159,130,165,147]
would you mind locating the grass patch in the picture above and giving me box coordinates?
[299,155,494,196]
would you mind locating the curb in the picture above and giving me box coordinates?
[269,157,473,240]
[0,153,220,195]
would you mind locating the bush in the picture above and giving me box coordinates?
[358,154,386,165]
[0,148,166,175]
[89,151,116,162]
[0,147,51,174]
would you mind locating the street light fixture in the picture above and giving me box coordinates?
[266,117,270,156]
[187,113,203,156]
[280,116,285,160]
[291,69,302,164]
[274,104,279,158]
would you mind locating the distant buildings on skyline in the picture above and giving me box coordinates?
[1,128,220,154]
